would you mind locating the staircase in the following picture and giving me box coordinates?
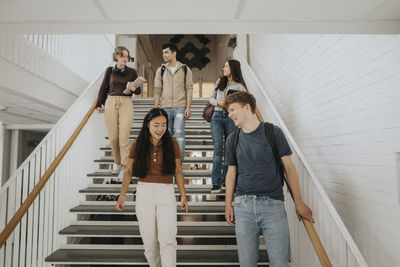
[45,98,269,266]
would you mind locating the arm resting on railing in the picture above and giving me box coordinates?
[282,155,314,223]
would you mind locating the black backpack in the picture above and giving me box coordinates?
[161,65,187,89]
[231,122,293,197]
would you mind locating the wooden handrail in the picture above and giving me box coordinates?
[0,101,97,249]
[254,107,332,267]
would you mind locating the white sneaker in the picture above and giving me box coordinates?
[112,164,122,175]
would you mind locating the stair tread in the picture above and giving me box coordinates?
[60,225,234,236]
[87,170,212,177]
[70,205,224,213]
[95,156,213,163]
[101,145,214,150]
[46,249,268,264]
[79,187,216,194]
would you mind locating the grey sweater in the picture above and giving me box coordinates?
[209,78,247,111]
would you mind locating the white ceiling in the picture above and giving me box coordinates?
[0,0,399,33]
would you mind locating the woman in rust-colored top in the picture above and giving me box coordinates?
[116,108,188,267]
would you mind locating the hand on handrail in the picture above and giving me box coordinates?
[295,200,315,223]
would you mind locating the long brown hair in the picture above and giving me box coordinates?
[216,59,247,91]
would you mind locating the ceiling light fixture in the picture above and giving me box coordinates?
[0,106,8,111]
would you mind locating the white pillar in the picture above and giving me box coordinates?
[9,129,20,176]
[117,35,138,69]
[235,34,249,62]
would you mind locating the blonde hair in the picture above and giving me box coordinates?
[112,46,131,62]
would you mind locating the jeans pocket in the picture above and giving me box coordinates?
[234,196,244,206]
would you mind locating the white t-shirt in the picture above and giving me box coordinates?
[170,65,178,74]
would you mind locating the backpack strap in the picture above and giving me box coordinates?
[160,65,187,89]
[264,122,293,198]
[183,65,187,90]
[160,65,166,87]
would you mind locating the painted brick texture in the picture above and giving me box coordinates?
[248,34,400,267]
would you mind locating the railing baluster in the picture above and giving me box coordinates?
[43,136,51,259]
[12,172,23,266]
[26,159,35,267]
[37,146,46,266]
[5,183,15,267]
[0,187,7,265]
[19,165,29,267]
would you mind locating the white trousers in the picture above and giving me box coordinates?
[136,181,177,267]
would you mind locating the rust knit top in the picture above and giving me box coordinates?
[128,138,181,184]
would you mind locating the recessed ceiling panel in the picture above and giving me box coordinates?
[239,0,385,21]
[0,87,64,124]
[99,0,239,21]
[0,112,49,124]
[0,0,104,21]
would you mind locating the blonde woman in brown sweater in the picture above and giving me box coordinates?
[96,46,141,177]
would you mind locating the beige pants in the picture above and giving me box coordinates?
[136,181,177,267]
[104,95,133,167]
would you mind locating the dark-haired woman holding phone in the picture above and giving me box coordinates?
[116,108,188,267]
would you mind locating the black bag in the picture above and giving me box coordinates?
[231,122,293,197]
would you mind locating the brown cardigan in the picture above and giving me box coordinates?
[96,66,140,108]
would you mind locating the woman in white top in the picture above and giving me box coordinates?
[208,59,247,193]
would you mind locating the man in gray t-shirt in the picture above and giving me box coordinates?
[224,92,314,267]
[225,123,292,201]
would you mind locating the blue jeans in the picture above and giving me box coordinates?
[234,195,290,267]
[163,107,186,163]
[211,110,235,186]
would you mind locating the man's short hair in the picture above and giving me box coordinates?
[225,91,256,113]
[162,43,178,53]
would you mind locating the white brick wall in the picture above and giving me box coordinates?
[248,34,400,267]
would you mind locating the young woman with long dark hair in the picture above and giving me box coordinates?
[116,108,188,267]
[209,59,247,193]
